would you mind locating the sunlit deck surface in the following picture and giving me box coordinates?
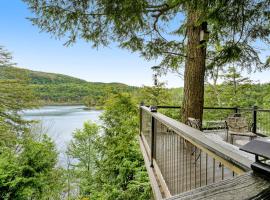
[203,129,253,148]
[139,106,270,200]
[168,171,270,200]
[177,130,270,200]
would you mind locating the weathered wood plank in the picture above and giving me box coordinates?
[166,172,270,200]
[140,107,262,199]
[203,132,255,161]
[153,159,172,198]
[138,135,163,200]
[140,133,171,198]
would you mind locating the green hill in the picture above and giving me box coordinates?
[0,66,137,106]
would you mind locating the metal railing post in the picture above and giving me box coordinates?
[139,102,144,136]
[234,106,239,113]
[151,116,157,168]
[252,105,258,134]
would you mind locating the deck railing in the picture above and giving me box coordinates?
[139,106,253,199]
[154,105,270,136]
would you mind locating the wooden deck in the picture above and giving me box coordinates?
[167,172,270,200]
[139,106,269,200]
[203,129,252,147]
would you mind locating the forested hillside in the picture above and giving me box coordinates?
[1,66,270,110]
[0,66,137,106]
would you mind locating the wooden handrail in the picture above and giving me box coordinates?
[138,105,270,199]
[139,106,257,198]
[141,106,253,172]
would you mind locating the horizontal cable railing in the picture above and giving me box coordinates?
[139,106,253,199]
[149,105,270,136]
[238,108,270,137]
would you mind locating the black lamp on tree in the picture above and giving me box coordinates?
[151,66,160,87]
[200,22,209,44]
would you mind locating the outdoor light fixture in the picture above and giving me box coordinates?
[240,137,270,177]
[149,65,161,112]
[150,106,157,112]
[151,66,160,71]
[200,22,209,43]
[151,66,160,86]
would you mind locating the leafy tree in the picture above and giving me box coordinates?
[205,63,224,106]
[0,46,64,199]
[223,66,252,95]
[0,49,36,146]
[0,46,14,67]
[205,65,253,107]
[23,0,270,127]
[0,134,64,200]
[67,121,99,198]
[138,82,170,106]
[90,93,151,200]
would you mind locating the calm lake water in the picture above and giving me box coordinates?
[22,105,103,165]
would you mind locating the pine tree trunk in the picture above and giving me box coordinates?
[182,9,207,128]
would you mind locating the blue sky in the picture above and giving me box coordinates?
[0,0,269,87]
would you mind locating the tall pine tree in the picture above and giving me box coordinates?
[23,0,270,126]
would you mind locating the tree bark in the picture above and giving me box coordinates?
[182,9,207,129]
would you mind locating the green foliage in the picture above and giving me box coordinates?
[23,0,270,130]
[0,46,64,200]
[134,82,183,119]
[0,46,13,66]
[204,66,261,108]
[0,50,36,144]
[65,94,151,199]
[68,121,99,172]
[0,66,137,106]
[23,0,269,75]
[204,83,268,108]
[91,94,151,200]
[0,134,64,200]
[137,82,171,106]
[67,121,99,198]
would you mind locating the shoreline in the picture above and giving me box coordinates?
[38,102,104,110]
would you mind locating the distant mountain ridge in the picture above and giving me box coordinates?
[0,66,137,106]
[0,66,128,86]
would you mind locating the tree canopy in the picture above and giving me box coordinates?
[0,66,137,107]
[23,0,269,69]
[65,94,151,199]
[23,0,270,125]
[0,48,36,142]
[0,46,64,199]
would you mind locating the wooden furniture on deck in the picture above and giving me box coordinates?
[225,114,257,144]
[187,117,201,130]
[204,120,227,130]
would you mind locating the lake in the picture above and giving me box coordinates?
[22,105,103,165]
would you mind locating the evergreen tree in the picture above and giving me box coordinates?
[0,48,36,141]
[23,0,270,127]
[0,46,64,199]
[0,134,64,200]
[92,94,151,200]
[67,121,99,198]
